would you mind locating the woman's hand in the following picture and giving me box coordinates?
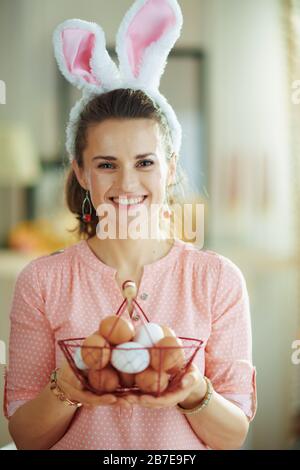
[56,360,120,409]
[124,363,207,409]
[56,361,206,411]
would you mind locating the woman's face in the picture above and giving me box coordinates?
[73,118,176,230]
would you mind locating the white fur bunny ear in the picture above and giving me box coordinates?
[116,0,183,90]
[53,19,120,93]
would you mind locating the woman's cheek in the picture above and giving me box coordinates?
[147,170,166,204]
[90,170,110,206]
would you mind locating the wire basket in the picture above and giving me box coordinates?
[58,296,204,397]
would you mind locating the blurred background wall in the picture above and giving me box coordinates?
[0,0,300,450]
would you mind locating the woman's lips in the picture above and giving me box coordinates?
[109,196,148,210]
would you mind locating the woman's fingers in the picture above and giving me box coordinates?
[69,388,118,407]
[140,393,178,408]
[139,395,172,408]
[138,368,203,408]
[58,360,203,409]
[181,363,200,384]
[121,393,139,405]
[67,390,138,408]
[115,397,133,410]
[57,360,85,391]
[181,372,197,389]
[99,394,119,405]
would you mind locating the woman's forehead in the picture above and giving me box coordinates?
[84,118,163,158]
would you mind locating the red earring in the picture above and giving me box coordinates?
[162,190,172,219]
[82,190,92,223]
[163,207,172,218]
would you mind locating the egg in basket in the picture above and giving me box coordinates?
[58,281,204,397]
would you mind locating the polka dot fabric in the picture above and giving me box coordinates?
[4,238,257,450]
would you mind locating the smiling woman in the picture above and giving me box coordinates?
[5,86,256,449]
[5,0,257,452]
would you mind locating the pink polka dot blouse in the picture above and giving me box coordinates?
[4,238,257,450]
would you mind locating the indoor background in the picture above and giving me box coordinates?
[0,0,300,450]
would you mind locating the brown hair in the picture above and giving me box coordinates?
[64,88,188,239]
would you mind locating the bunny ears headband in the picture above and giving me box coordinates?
[53,0,183,162]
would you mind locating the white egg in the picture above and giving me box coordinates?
[73,346,87,371]
[134,323,164,347]
[111,342,150,374]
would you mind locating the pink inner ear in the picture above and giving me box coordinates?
[126,0,176,78]
[62,29,101,86]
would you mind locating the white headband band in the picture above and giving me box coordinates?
[53,0,183,162]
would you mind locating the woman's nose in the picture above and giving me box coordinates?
[117,168,138,191]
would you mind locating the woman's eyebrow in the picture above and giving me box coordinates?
[92,153,157,161]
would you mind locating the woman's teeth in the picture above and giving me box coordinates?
[111,196,146,206]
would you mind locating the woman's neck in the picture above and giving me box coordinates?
[87,235,174,274]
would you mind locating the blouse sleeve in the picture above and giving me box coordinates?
[4,260,55,419]
[204,256,257,422]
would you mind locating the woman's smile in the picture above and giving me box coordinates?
[109,195,148,210]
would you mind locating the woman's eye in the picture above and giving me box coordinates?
[137,160,154,168]
[97,160,154,169]
[97,163,114,169]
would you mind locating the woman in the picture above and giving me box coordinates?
[5,0,257,450]
[5,88,256,450]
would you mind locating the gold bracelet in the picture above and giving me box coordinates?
[176,376,213,415]
[50,368,82,408]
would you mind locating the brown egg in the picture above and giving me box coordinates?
[135,367,170,394]
[166,364,183,376]
[119,371,136,388]
[160,325,177,338]
[88,366,120,393]
[99,315,135,345]
[150,336,185,373]
[81,334,111,370]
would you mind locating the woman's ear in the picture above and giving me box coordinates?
[71,159,88,191]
